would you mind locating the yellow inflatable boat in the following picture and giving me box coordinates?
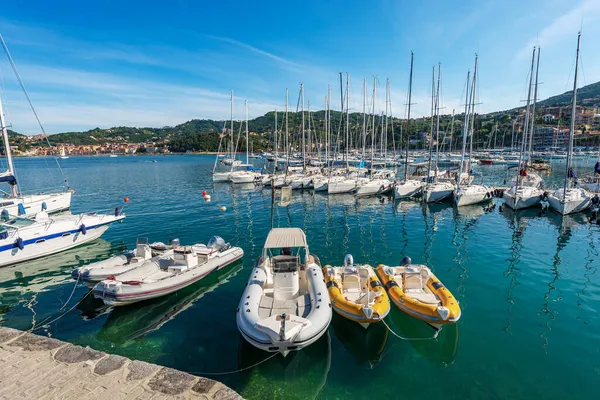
[324,255,390,328]
[376,256,460,327]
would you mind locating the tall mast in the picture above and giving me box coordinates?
[308,100,311,165]
[404,52,414,180]
[285,88,289,169]
[458,70,471,191]
[370,77,377,178]
[448,109,455,153]
[362,78,367,164]
[528,47,541,162]
[327,86,331,170]
[564,32,581,197]
[426,66,435,182]
[230,90,234,160]
[384,78,390,167]
[301,83,305,171]
[468,55,478,168]
[345,73,350,170]
[434,63,442,180]
[273,109,278,173]
[0,92,18,197]
[516,47,536,189]
[245,100,249,164]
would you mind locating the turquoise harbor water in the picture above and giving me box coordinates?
[0,155,599,399]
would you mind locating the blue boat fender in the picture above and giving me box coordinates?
[15,237,24,250]
[18,203,26,215]
[80,224,87,235]
[41,202,47,211]
[1,209,9,221]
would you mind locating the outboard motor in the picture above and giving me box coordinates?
[400,256,412,266]
[169,238,181,248]
[344,254,354,267]
[207,236,227,251]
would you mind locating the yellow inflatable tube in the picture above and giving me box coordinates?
[376,264,460,325]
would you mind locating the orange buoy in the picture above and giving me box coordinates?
[124,197,129,203]
[202,190,207,196]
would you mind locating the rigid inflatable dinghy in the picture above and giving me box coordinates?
[93,236,243,306]
[376,256,460,328]
[72,238,178,286]
[324,254,390,328]
[236,228,332,356]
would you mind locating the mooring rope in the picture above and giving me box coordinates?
[29,290,92,333]
[382,318,440,341]
[60,272,81,310]
[188,352,279,376]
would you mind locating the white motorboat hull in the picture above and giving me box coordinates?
[0,213,124,267]
[454,185,491,207]
[94,247,243,306]
[393,180,422,199]
[502,186,543,210]
[0,192,72,217]
[423,182,455,203]
[547,188,591,215]
[355,179,393,197]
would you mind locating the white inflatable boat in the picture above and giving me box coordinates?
[72,238,178,286]
[236,228,332,356]
[93,236,243,306]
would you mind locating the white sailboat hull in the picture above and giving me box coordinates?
[423,182,455,203]
[0,192,72,216]
[328,179,357,194]
[212,172,230,182]
[547,188,591,215]
[355,179,393,197]
[454,184,491,207]
[502,186,543,210]
[229,171,260,184]
[393,180,423,199]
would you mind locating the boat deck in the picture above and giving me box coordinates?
[258,293,312,318]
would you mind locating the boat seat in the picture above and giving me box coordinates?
[406,290,439,305]
[404,273,423,291]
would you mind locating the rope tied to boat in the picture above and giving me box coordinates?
[28,290,93,333]
[60,271,81,310]
[382,318,441,341]
[188,352,279,376]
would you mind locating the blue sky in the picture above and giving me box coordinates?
[1,0,599,133]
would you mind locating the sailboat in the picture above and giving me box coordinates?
[213,91,236,182]
[230,101,262,184]
[0,77,72,216]
[503,47,545,210]
[454,55,492,207]
[423,64,455,203]
[547,33,592,215]
[60,146,69,159]
[394,52,424,199]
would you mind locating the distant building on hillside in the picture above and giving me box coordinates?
[542,114,555,123]
[534,126,568,149]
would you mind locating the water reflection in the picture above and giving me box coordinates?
[92,262,242,345]
[331,313,389,369]
[237,330,331,400]
[387,310,459,366]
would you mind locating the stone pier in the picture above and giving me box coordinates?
[0,327,241,400]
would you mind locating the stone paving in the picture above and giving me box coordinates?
[0,327,241,400]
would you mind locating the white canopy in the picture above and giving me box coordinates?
[264,228,307,249]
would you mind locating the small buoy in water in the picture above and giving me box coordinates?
[124,197,129,203]
[204,194,211,201]
[202,191,207,196]
[220,206,226,211]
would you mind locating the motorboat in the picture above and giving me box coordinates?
[0,211,125,267]
[72,238,177,285]
[376,256,460,328]
[453,184,492,207]
[546,187,591,215]
[236,227,331,356]
[423,181,455,203]
[323,254,390,328]
[93,237,242,306]
[93,236,242,306]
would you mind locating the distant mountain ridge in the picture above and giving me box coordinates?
[536,81,600,108]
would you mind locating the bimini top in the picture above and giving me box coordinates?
[264,227,307,249]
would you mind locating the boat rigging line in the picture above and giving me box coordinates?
[381,318,440,341]
[188,352,279,376]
